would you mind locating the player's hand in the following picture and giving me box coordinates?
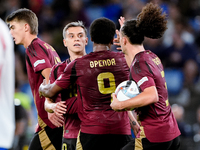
[52,101,67,116]
[39,79,51,98]
[113,30,121,51]
[118,16,125,27]
[48,112,64,127]
[110,93,123,111]
[113,16,126,51]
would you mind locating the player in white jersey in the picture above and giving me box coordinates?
[0,18,15,150]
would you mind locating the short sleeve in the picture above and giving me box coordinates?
[55,60,77,89]
[130,60,155,91]
[26,42,52,73]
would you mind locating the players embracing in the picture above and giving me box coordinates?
[6,2,181,150]
[39,17,133,150]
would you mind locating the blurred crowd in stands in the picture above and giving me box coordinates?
[1,0,200,149]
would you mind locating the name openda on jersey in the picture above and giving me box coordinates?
[90,58,116,68]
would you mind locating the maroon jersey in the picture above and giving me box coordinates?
[55,50,131,135]
[25,38,61,132]
[49,59,80,139]
[130,50,180,142]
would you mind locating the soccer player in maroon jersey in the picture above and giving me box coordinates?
[110,3,181,150]
[6,8,63,150]
[39,17,132,150]
[44,21,88,150]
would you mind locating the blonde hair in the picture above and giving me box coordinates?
[63,21,87,39]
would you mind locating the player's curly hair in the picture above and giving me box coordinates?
[90,17,116,45]
[121,2,167,44]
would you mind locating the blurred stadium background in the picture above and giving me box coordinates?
[1,0,200,149]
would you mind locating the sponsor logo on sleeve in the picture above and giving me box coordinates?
[34,59,45,67]
[137,77,148,87]
[57,74,62,80]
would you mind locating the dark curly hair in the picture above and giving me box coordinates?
[121,2,167,44]
[89,17,116,45]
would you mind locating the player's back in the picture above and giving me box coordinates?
[75,50,131,134]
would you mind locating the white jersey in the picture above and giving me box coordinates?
[0,18,15,149]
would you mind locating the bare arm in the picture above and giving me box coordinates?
[39,68,62,98]
[41,68,63,98]
[44,98,67,127]
[128,111,140,136]
[40,68,59,98]
[110,86,158,111]
[45,98,67,115]
[41,68,65,127]
[41,68,55,108]
[44,98,54,113]
[39,80,63,98]
[41,68,51,82]
[41,68,66,112]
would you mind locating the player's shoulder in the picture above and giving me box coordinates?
[27,38,42,51]
[30,38,42,45]
[110,50,123,55]
[82,50,124,58]
[29,38,51,50]
[139,50,159,64]
[26,38,51,56]
[134,50,153,63]
[52,60,67,70]
[106,50,126,60]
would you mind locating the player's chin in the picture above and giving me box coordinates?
[15,41,21,45]
[73,47,83,52]
[14,41,18,44]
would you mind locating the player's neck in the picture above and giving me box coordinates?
[69,50,86,61]
[126,44,145,67]
[23,34,37,48]
[93,43,110,52]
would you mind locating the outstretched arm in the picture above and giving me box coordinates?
[39,79,63,98]
[41,68,65,127]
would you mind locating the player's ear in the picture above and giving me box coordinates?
[24,23,29,32]
[63,38,67,47]
[123,37,127,45]
[85,37,88,46]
